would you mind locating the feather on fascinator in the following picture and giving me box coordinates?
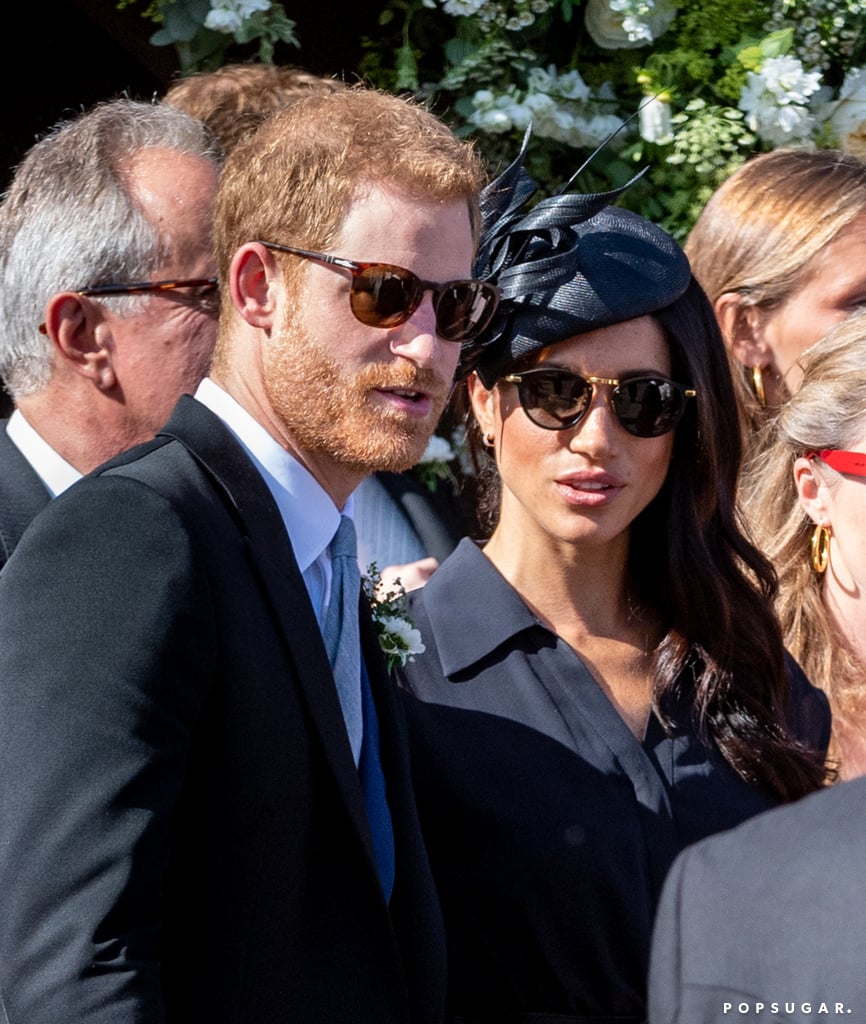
[464,130,692,386]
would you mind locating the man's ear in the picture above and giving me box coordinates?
[43,292,116,390]
[794,456,831,526]
[230,243,280,329]
[714,293,768,371]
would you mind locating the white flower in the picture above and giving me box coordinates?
[526,65,557,93]
[571,112,627,147]
[584,0,677,50]
[469,61,624,148]
[362,565,425,672]
[376,616,426,665]
[419,434,456,465]
[506,101,534,131]
[739,55,823,145]
[469,90,520,133]
[472,107,516,132]
[204,7,242,32]
[639,93,674,143]
[523,92,559,118]
[415,433,458,491]
[555,69,592,102]
[205,0,271,34]
[236,0,271,13]
[820,65,866,158]
[441,0,488,15]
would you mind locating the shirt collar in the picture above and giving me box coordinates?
[195,377,348,573]
[5,409,82,497]
[416,537,541,677]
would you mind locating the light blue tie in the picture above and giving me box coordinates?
[323,515,364,764]
[323,515,395,899]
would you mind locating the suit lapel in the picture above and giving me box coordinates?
[158,398,383,873]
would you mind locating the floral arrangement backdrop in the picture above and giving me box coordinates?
[118,1,863,235]
[124,0,866,236]
[358,0,866,236]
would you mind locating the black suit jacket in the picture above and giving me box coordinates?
[0,420,51,568]
[0,396,446,1024]
[648,775,866,1024]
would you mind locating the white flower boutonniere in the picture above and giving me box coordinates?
[362,563,426,673]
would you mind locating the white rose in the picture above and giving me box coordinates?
[584,0,677,50]
[822,66,866,159]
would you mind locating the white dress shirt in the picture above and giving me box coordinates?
[5,409,82,497]
[194,377,352,626]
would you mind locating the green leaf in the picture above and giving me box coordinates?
[395,43,419,91]
[160,0,208,42]
[736,28,793,70]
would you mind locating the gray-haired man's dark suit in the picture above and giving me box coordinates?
[0,420,51,569]
[0,396,446,1024]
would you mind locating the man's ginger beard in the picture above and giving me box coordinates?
[263,302,452,475]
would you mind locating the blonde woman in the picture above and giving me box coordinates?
[743,309,866,779]
[686,148,866,449]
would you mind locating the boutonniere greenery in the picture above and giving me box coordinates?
[362,563,426,673]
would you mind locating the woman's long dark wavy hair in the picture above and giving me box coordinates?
[464,277,830,801]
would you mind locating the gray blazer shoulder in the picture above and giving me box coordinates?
[649,776,866,1024]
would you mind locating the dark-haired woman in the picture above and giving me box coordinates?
[395,152,831,1024]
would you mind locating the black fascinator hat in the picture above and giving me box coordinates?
[464,132,692,386]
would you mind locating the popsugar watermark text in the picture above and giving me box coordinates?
[722,1003,851,1015]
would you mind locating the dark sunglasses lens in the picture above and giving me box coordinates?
[520,372,592,429]
[434,282,499,342]
[612,378,685,437]
[350,267,418,327]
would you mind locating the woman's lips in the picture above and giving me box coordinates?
[555,472,624,506]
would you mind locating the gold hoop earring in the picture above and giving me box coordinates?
[810,523,831,575]
[751,366,766,408]
[483,432,495,449]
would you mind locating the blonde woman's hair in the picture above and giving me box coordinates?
[686,149,866,438]
[742,309,866,727]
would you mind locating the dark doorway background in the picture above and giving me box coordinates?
[2,0,375,190]
[0,0,374,413]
